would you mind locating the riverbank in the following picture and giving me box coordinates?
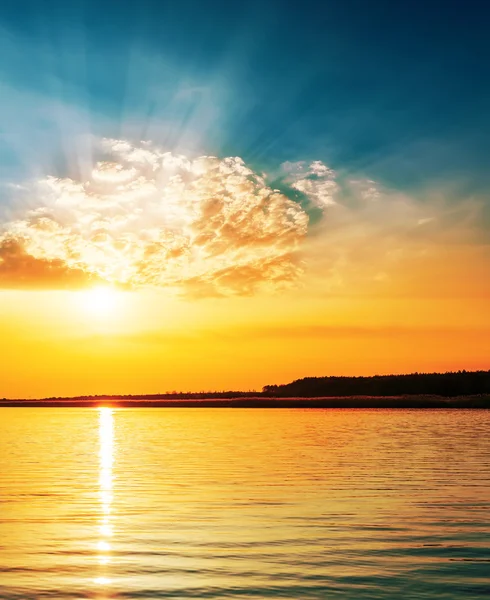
[1,395,489,408]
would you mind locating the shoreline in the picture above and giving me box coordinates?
[1,395,489,408]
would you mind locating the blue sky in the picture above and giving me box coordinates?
[0,0,489,200]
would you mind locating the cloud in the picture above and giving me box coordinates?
[282,160,338,208]
[282,164,487,296]
[1,138,487,298]
[182,253,302,298]
[0,140,309,295]
[0,238,100,289]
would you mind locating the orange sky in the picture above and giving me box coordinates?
[1,284,489,398]
[1,141,489,398]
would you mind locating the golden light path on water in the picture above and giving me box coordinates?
[95,407,115,589]
[1,409,490,598]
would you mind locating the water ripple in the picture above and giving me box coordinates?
[0,408,489,599]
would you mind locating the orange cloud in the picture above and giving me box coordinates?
[0,238,99,289]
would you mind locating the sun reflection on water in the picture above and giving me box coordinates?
[95,407,115,588]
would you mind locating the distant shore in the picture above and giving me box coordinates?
[1,395,489,408]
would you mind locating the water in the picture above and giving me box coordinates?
[0,408,489,599]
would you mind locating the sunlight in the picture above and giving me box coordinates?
[99,524,113,537]
[96,407,115,585]
[93,577,112,586]
[78,287,121,319]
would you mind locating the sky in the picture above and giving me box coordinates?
[0,0,489,397]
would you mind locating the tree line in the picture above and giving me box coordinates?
[262,370,490,397]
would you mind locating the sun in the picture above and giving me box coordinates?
[78,286,120,318]
[69,285,135,330]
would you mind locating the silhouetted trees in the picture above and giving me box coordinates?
[39,390,257,401]
[3,370,490,405]
[262,370,490,397]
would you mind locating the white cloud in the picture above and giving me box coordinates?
[282,160,339,208]
[0,140,309,295]
[1,139,485,297]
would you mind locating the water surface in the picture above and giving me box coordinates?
[1,408,489,598]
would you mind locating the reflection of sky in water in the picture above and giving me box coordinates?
[95,408,114,587]
[1,409,490,599]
